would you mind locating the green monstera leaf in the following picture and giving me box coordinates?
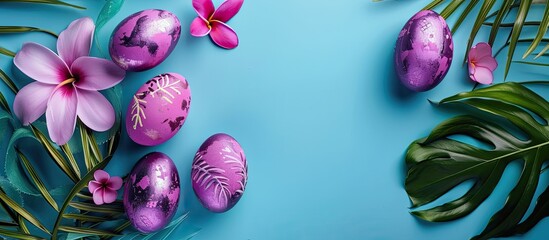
[405,82,549,239]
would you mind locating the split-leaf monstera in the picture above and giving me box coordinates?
[405,82,549,239]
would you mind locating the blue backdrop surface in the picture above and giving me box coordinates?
[1,0,549,239]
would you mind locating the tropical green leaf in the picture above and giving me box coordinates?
[61,144,81,179]
[0,228,44,240]
[0,0,85,9]
[16,149,59,211]
[405,82,549,239]
[18,214,30,234]
[451,0,479,34]
[0,68,18,94]
[0,177,23,216]
[51,156,113,239]
[0,187,50,234]
[95,0,124,54]
[0,26,58,38]
[58,232,97,240]
[0,106,13,149]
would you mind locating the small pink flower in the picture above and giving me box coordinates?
[88,170,122,205]
[13,17,126,145]
[468,42,498,85]
[190,0,244,49]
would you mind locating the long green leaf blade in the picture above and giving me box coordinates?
[504,0,532,79]
[0,0,85,9]
[0,68,18,94]
[16,149,59,211]
[0,228,44,240]
[464,0,497,63]
[58,226,119,236]
[523,3,549,58]
[0,188,50,234]
[0,26,58,38]
[488,0,514,46]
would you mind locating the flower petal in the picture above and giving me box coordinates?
[46,85,77,145]
[212,0,244,22]
[57,17,95,67]
[93,188,105,205]
[476,55,498,71]
[193,0,215,19]
[107,176,123,191]
[13,82,55,125]
[469,42,492,61]
[94,170,110,182]
[76,89,115,132]
[209,21,239,49]
[88,180,101,193]
[470,66,494,85]
[190,17,211,37]
[71,56,125,91]
[102,188,117,204]
[14,43,70,84]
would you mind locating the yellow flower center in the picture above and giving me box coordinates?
[58,78,76,87]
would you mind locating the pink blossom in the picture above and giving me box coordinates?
[13,17,125,145]
[88,170,122,205]
[190,0,243,49]
[468,42,498,85]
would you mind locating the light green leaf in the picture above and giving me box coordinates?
[0,228,44,240]
[95,0,125,54]
[16,149,59,211]
[0,186,50,234]
[405,82,549,239]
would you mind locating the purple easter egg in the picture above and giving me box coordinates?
[394,10,453,92]
[191,133,248,213]
[126,73,191,146]
[123,152,180,233]
[109,9,181,72]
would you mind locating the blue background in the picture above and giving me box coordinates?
[1,0,549,239]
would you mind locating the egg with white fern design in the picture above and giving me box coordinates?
[126,73,191,146]
[191,133,248,213]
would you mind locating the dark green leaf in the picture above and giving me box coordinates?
[63,213,110,222]
[406,82,549,239]
[0,26,58,38]
[451,0,479,34]
[0,90,10,113]
[0,0,86,9]
[423,0,445,10]
[440,0,464,19]
[5,128,41,196]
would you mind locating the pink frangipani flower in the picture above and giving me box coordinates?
[13,17,125,145]
[88,170,122,205]
[190,0,243,49]
[468,42,498,85]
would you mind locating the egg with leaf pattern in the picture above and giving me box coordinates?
[125,73,191,146]
[394,10,453,92]
[191,133,248,213]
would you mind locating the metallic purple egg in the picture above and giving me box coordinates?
[394,10,453,92]
[191,133,248,213]
[123,152,180,233]
[109,9,181,72]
